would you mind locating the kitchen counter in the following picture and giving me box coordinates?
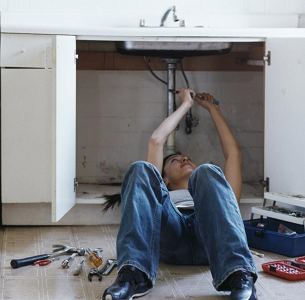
[1,12,305,41]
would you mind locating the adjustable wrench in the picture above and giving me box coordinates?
[98,259,117,276]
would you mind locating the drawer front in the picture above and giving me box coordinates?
[1,33,52,68]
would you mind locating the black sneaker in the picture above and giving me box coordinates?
[229,270,258,300]
[102,266,151,300]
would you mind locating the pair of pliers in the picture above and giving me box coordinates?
[33,257,60,266]
[168,89,220,105]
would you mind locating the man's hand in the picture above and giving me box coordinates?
[194,93,218,111]
[178,88,195,108]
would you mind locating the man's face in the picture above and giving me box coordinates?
[163,155,197,189]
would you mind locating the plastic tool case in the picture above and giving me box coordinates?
[244,218,305,257]
[244,192,305,257]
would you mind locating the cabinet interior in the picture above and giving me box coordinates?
[75,41,265,204]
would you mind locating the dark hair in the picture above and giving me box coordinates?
[161,151,181,178]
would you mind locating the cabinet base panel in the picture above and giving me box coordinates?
[2,203,121,225]
[2,201,260,225]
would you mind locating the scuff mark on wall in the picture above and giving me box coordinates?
[97,160,112,174]
[82,156,86,168]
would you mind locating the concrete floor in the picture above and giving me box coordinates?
[1,225,304,300]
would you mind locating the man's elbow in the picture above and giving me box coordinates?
[149,132,165,147]
[226,149,242,162]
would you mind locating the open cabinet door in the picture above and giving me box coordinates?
[52,36,77,222]
[264,38,305,197]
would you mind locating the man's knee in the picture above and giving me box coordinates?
[125,161,157,178]
[123,161,163,189]
[194,164,223,176]
[191,164,224,180]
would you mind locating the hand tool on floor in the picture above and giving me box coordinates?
[88,268,103,282]
[98,259,117,276]
[53,244,86,256]
[250,250,264,258]
[33,257,60,266]
[93,248,103,260]
[74,260,84,276]
[86,248,103,267]
[61,253,77,269]
[168,89,220,105]
[10,244,85,269]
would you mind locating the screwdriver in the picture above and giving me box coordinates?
[86,248,103,267]
[168,89,220,105]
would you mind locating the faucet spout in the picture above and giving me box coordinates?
[160,6,179,27]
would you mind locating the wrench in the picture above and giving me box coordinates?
[99,259,117,276]
[61,253,77,268]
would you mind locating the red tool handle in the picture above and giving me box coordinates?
[11,254,50,269]
[33,259,52,266]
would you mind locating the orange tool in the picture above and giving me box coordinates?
[33,257,60,266]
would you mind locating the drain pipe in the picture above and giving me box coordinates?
[162,58,181,155]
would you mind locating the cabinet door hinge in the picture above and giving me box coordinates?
[74,51,79,64]
[260,177,269,192]
[263,51,271,65]
[74,178,79,192]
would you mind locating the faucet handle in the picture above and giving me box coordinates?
[179,20,185,27]
[173,6,179,22]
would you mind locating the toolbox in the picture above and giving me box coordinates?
[244,218,305,257]
[244,192,305,257]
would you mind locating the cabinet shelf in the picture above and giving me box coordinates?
[252,206,305,225]
[251,192,305,226]
[264,192,305,207]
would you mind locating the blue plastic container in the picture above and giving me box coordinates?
[244,218,305,257]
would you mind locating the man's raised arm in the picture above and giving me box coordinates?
[194,93,242,202]
[146,88,194,174]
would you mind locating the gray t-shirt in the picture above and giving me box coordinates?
[169,190,194,210]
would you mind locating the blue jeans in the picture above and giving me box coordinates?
[116,161,257,291]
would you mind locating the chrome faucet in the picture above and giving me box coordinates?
[160,6,179,27]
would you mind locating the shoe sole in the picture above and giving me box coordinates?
[105,289,150,300]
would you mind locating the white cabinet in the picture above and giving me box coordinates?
[1,34,77,222]
[2,69,52,203]
[1,34,52,68]
[264,38,305,196]
[51,36,77,222]
[251,37,305,224]
[1,33,305,224]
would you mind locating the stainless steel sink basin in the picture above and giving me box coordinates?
[115,41,232,57]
